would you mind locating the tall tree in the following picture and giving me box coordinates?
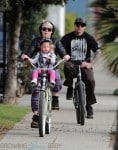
[65,12,77,34]
[1,0,69,104]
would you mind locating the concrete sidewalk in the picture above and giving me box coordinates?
[0,58,117,150]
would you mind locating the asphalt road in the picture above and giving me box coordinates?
[0,57,117,150]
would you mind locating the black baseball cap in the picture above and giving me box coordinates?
[74,17,87,26]
[40,38,52,45]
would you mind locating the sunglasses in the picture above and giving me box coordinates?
[75,23,86,27]
[42,27,52,32]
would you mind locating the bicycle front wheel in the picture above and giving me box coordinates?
[45,87,52,134]
[74,88,81,124]
[75,82,85,126]
[38,90,47,137]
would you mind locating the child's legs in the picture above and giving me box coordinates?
[48,70,55,82]
[32,69,41,79]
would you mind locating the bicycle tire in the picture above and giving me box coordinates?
[78,81,85,125]
[38,90,47,137]
[74,81,85,125]
[45,117,51,134]
[45,87,52,134]
[75,106,81,124]
[74,88,81,124]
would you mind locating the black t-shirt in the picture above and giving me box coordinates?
[61,31,99,62]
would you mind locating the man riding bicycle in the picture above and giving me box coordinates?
[61,17,101,119]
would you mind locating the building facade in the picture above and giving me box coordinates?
[47,5,65,36]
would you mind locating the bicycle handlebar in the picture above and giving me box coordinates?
[28,59,64,71]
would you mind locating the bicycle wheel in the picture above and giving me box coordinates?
[45,117,51,134]
[74,88,81,124]
[45,87,52,134]
[78,81,85,125]
[74,82,85,126]
[38,90,47,137]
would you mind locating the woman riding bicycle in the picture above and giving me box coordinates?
[22,21,70,128]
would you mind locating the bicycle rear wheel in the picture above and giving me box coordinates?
[38,90,47,137]
[74,82,85,126]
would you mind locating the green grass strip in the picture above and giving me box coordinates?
[0,104,30,130]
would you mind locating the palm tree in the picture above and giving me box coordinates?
[90,0,118,77]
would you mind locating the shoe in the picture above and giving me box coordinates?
[66,86,73,100]
[86,105,93,119]
[31,115,39,128]
[50,81,55,88]
[31,79,37,85]
[52,96,59,110]
[50,80,55,85]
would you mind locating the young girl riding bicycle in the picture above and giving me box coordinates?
[22,38,56,86]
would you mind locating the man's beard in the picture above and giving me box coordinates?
[75,31,84,36]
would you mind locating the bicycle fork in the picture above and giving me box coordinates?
[74,65,86,108]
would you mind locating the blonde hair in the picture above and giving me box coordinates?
[50,43,55,53]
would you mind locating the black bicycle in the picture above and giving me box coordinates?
[30,59,64,137]
[72,61,86,126]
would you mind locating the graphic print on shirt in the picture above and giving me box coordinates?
[71,38,87,61]
[38,53,50,67]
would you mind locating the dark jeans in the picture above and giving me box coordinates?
[31,69,62,112]
[63,61,97,105]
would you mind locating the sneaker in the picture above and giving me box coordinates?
[31,115,39,128]
[31,79,37,85]
[50,81,55,88]
[50,80,55,85]
[66,86,73,100]
[52,96,59,110]
[86,105,93,119]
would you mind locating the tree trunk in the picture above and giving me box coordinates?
[4,3,23,104]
